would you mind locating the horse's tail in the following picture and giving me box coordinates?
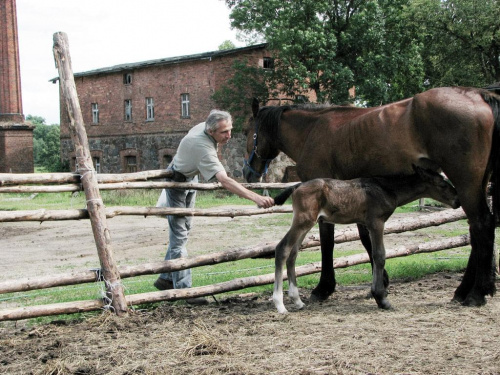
[482,90,500,225]
[274,183,302,206]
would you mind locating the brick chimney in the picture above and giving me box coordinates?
[0,0,34,173]
[0,0,24,122]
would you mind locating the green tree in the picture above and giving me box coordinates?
[27,115,66,172]
[226,0,425,105]
[408,0,500,88]
[218,40,237,50]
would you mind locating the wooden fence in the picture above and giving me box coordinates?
[0,169,469,321]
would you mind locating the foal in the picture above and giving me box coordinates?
[272,166,460,314]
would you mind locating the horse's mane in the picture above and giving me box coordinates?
[256,103,343,140]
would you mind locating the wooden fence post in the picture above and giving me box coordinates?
[52,32,128,316]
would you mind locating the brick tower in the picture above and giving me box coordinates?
[0,0,34,173]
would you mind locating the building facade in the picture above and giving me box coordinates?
[57,44,306,181]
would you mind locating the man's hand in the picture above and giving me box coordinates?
[255,195,274,209]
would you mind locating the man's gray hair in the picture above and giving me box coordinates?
[205,109,232,132]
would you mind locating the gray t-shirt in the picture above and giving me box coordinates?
[172,122,225,181]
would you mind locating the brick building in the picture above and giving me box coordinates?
[56,43,305,180]
[0,0,34,173]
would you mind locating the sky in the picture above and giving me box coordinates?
[15,0,243,125]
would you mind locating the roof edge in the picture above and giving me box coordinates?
[49,43,268,82]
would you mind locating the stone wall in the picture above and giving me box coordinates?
[62,131,295,182]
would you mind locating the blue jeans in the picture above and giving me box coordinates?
[159,179,197,289]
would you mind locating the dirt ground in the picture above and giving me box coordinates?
[1,208,500,374]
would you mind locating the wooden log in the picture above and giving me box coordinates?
[0,234,470,321]
[0,170,171,186]
[0,209,468,294]
[0,180,298,193]
[0,205,293,222]
[0,204,465,224]
[53,32,127,316]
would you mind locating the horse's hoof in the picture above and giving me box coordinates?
[462,292,487,307]
[452,288,468,304]
[310,285,334,302]
[309,292,329,302]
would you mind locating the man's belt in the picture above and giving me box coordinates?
[165,168,187,182]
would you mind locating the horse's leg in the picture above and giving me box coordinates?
[273,235,291,314]
[453,204,496,306]
[310,220,336,301]
[368,222,391,309]
[451,180,496,306]
[357,224,389,288]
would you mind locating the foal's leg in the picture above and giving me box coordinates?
[357,224,389,288]
[287,240,306,310]
[368,222,391,309]
[273,235,292,314]
[310,220,336,301]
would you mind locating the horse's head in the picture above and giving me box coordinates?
[242,98,281,182]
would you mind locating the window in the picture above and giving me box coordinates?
[163,154,173,168]
[123,73,132,84]
[91,103,99,124]
[263,57,275,70]
[295,95,306,103]
[125,155,137,173]
[93,157,101,173]
[146,97,154,121]
[125,99,132,121]
[181,93,190,118]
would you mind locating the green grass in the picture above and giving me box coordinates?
[0,190,475,325]
[0,189,257,211]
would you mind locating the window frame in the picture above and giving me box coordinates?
[93,156,101,173]
[181,93,190,118]
[146,97,154,121]
[91,103,99,124]
[263,57,275,70]
[123,73,132,85]
[125,155,137,173]
[124,99,132,122]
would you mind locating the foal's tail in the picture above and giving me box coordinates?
[482,90,500,225]
[274,183,302,206]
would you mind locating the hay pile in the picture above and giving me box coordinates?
[1,272,499,374]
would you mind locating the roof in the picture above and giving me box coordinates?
[50,43,268,83]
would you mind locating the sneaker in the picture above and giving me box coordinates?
[154,278,174,291]
[186,297,209,305]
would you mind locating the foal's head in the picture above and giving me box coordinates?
[413,166,461,209]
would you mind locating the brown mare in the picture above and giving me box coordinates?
[243,86,500,307]
[271,166,460,314]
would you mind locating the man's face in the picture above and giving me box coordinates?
[209,120,232,145]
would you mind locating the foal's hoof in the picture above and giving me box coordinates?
[377,299,392,310]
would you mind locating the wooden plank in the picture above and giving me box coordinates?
[53,31,127,316]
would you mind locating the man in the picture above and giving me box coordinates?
[154,109,274,304]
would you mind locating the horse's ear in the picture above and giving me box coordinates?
[252,97,260,118]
